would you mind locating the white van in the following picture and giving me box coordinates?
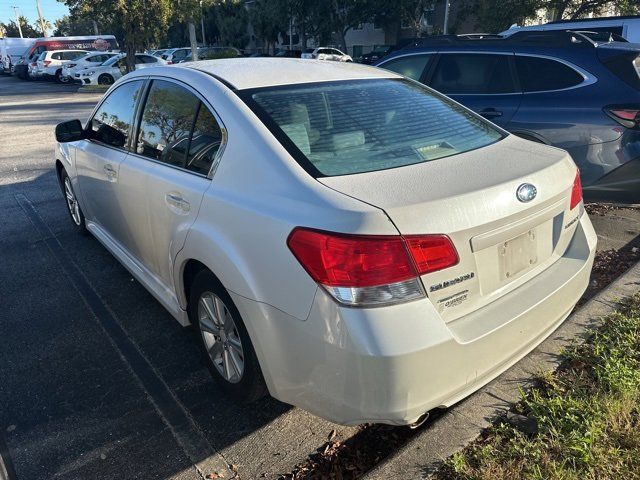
[502,15,640,43]
[0,37,35,74]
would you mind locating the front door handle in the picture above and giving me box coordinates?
[479,108,503,119]
[103,164,117,181]
[165,193,190,213]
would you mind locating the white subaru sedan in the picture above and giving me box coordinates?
[54,59,596,426]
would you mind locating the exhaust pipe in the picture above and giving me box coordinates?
[409,412,430,429]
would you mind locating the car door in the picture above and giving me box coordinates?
[117,78,224,288]
[508,54,619,185]
[75,79,145,246]
[426,52,522,128]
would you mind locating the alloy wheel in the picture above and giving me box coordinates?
[64,177,82,226]
[198,292,245,383]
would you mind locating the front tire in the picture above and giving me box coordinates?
[60,170,87,234]
[97,74,114,85]
[189,270,267,403]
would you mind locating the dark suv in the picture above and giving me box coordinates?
[376,31,640,203]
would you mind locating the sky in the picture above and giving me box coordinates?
[1,0,69,27]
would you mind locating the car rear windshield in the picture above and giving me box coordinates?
[242,78,504,177]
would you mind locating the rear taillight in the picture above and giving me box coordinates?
[43,60,51,67]
[167,60,173,64]
[287,228,458,307]
[570,169,583,210]
[605,107,640,129]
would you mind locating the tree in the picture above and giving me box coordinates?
[0,16,40,38]
[53,14,96,36]
[327,0,376,53]
[62,0,171,71]
[468,0,539,32]
[467,0,639,33]
[250,0,287,53]
[213,0,249,49]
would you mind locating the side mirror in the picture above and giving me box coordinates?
[55,119,85,143]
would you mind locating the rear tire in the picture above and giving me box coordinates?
[189,270,267,403]
[97,74,114,85]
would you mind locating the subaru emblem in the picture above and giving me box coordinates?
[516,183,537,203]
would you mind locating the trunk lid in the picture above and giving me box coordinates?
[318,135,583,321]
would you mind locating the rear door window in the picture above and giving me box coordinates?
[136,80,200,167]
[185,104,224,175]
[89,80,143,148]
[380,54,433,81]
[430,53,517,94]
[515,56,584,92]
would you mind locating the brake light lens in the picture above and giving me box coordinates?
[570,169,583,210]
[605,108,640,128]
[405,235,460,275]
[287,228,458,306]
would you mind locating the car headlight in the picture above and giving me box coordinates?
[82,71,95,76]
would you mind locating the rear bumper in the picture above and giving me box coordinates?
[583,156,640,204]
[233,213,596,426]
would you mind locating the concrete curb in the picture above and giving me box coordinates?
[364,260,640,480]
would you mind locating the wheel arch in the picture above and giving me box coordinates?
[55,159,65,185]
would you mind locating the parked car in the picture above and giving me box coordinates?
[376,30,640,203]
[502,14,640,43]
[60,51,120,83]
[149,49,168,57]
[0,37,34,74]
[161,47,192,64]
[15,35,119,80]
[181,46,240,62]
[36,49,89,82]
[301,47,352,62]
[74,53,166,85]
[275,49,302,58]
[29,52,46,79]
[54,58,595,426]
[357,45,393,64]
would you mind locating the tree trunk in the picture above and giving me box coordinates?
[188,22,199,61]
[300,20,306,49]
[125,38,136,73]
[340,28,348,55]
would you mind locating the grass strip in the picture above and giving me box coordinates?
[437,294,640,480]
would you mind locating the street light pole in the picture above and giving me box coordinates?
[11,6,23,38]
[35,0,47,36]
[443,0,450,35]
[200,0,206,46]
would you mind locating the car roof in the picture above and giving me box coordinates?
[182,57,399,90]
[47,49,89,54]
[379,30,637,63]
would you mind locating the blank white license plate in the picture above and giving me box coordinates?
[499,230,538,281]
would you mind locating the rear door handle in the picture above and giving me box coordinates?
[479,108,503,119]
[165,193,190,213]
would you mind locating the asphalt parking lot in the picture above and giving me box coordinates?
[1,73,639,480]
